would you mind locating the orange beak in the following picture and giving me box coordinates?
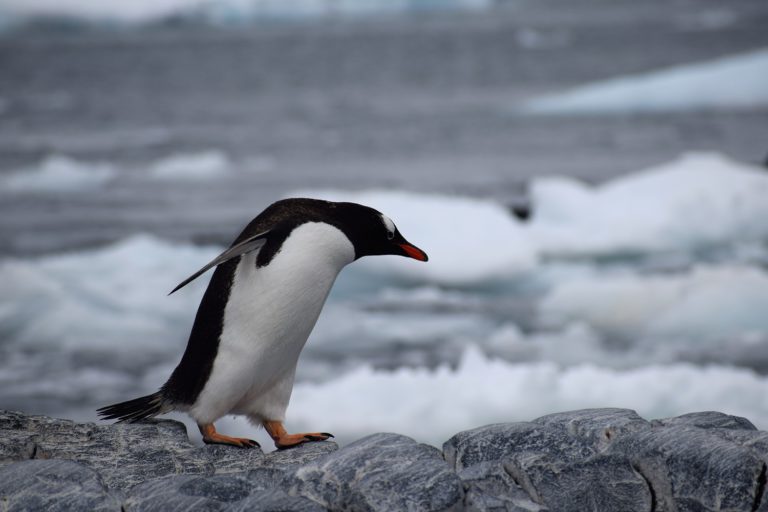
[399,243,428,262]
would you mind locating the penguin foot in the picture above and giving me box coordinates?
[198,423,260,449]
[263,420,334,449]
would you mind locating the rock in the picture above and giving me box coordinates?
[444,410,653,512]
[202,441,337,475]
[608,424,766,512]
[0,410,216,492]
[124,473,325,512]
[295,433,464,511]
[2,408,766,511]
[651,410,757,431]
[443,421,592,471]
[0,459,121,511]
[444,408,768,512]
[457,461,546,512]
[532,408,651,451]
[0,410,336,493]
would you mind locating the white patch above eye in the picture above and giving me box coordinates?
[380,214,396,235]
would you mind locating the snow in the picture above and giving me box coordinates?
[0,235,216,355]
[294,189,539,286]
[3,152,767,355]
[523,48,768,114]
[0,0,492,24]
[0,0,203,23]
[148,150,231,181]
[4,151,768,447]
[213,347,768,447]
[540,265,768,339]
[6,151,766,263]
[529,152,768,256]
[1,155,116,192]
[297,152,768,284]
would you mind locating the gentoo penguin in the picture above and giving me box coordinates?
[98,198,428,449]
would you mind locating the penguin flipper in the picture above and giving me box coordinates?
[169,230,270,295]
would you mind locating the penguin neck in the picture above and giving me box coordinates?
[254,221,355,286]
[289,221,356,272]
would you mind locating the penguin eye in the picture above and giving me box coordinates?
[386,230,395,240]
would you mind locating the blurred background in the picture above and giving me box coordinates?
[1,0,767,449]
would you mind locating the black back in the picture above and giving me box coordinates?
[160,198,407,404]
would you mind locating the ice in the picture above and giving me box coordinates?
[540,265,768,339]
[0,0,491,25]
[523,48,768,114]
[0,235,217,356]
[291,189,539,286]
[274,347,768,446]
[294,152,768,284]
[529,152,768,256]
[3,151,767,356]
[0,150,232,192]
[147,150,231,181]
[1,155,116,192]
[0,0,217,23]
[4,150,768,440]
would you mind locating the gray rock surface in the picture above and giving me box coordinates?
[2,408,767,511]
[294,433,464,511]
[0,459,121,511]
[124,473,325,512]
[444,408,767,512]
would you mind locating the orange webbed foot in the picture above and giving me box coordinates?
[263,420,334,450]
[198,423,260,449]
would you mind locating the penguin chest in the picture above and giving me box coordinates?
[200,222,355,412]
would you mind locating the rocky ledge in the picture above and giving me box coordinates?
[1,408,767,511]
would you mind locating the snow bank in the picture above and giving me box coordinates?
[294,189,539,286]
[147,150,230,181]
[1,155,116,192]
[1,0,221,23]
[0,235,216,355]
[231,347,768,446]
[529,152,768,256]
[294,152,768,284]
[540,265,768,339]
[0,0,492,25]
[523,48,768,114]
[3,151,767,357]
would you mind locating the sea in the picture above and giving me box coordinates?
[1,0,768,449]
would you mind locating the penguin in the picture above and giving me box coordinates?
[98,198,428,449]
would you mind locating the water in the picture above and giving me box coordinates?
[1,0,768,447]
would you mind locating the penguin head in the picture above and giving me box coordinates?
[332,202,428,262]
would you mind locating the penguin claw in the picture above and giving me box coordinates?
[263,421,333,449]
[274,432,333,449]
[198,423,260,449]
[203,436,260,449]
[303,433,334,441]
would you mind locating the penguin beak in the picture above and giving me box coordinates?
[398,243,428,262]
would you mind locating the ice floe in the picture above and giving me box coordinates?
[523,48,768,114]
[147,150,231,181]
[2,155,116,192]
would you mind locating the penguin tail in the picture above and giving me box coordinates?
[97,392,169,423]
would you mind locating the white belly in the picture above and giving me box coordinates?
[189,222,354,424]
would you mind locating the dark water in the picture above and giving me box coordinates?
[1,0,767,256]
